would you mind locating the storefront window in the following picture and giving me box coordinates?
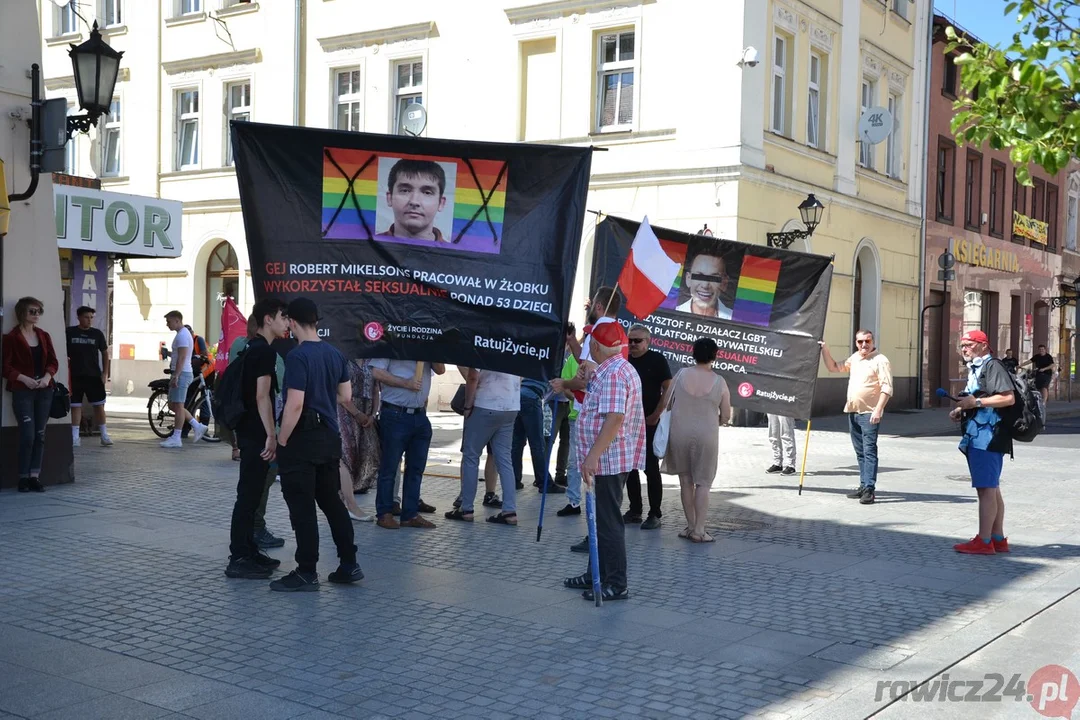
[963,290,992,337]
[206,241,238,338]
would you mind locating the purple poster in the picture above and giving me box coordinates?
[69,250,109,330]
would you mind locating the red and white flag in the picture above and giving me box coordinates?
[616,216,680,319]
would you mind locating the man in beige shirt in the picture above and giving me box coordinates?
[819,329,893,505]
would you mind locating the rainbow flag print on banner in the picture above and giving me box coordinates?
[321,148,508,255]
[731,255,781,327]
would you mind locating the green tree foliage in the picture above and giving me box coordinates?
[947,0,1080,184]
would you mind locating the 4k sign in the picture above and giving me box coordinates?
[70,251,109,329]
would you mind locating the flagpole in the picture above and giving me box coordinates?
[798,420,811,495]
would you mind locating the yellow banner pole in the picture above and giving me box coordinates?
[798,420,811,495]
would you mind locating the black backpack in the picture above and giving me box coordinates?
[212,347,247,431]
[994,359,1045,442]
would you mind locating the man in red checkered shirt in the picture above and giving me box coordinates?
[562,321,645,602]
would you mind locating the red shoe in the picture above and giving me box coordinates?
[954,536,996,555]
[992,537,1009,553]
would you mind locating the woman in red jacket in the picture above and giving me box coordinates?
[2,297,59,492]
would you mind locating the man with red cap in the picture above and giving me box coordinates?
[948,329,1015,554]
[561,320,645,601]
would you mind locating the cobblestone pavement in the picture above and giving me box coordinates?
[1,412,1079,720]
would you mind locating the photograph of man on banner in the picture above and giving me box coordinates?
[376,157,456,243]
[670,238,744,320]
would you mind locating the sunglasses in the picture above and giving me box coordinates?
[855,339,872,345]
[628,338,645,344]
[27,308,43,316]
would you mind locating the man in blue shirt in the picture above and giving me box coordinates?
[271,297,362,591]
[949,330,1015,555]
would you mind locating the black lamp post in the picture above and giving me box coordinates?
[66,22,124,137]
[1049,276,1080,308]
[766,193,825,249]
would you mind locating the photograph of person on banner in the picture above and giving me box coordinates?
[376,157,457,243]
[668,237,744,320]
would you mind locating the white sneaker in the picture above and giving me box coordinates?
[100,434,113,447]
[160,437,183,448]
[191,422,208,444]
[72,435,81,448]
[349,510,375,523]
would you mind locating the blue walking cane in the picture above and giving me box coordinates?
[536,393,559,542]
[584,483,603,607]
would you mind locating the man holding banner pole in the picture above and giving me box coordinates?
[561,322,644,602]
[551,286,620,553]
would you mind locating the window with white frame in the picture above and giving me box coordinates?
[886,93,901,178]
[393,59,424,135]
[807,51,824,149]
[64,104,78,175]
[101,98,121,177]
[225,81,250,166]
[55,2,78,36]
[771,34,792,136]
[179,0,202,15]
[100,0,122,26]
[175,89,200,170]
[596,30,635,132]
[892,0,909,21]
[859,78,876,169]
[334,68,362,132]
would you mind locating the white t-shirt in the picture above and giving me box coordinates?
[473,371,521,412]
[574,316,616,412]
[676,298,733,320]
[171,326,193,374]
[579,316,616,366]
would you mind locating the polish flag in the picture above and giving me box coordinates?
[617,217,681,319]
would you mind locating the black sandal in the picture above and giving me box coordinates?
[486,512,517,525]
[563,573,591,589]
[444,509,473,522]
[582,585,630,602]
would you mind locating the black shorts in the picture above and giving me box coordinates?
[1035,373,1052,390]
[70,375,106,406]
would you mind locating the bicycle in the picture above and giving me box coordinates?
[147,362,218,440]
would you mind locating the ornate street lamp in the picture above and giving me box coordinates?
[1048,276,1080,308]
[67,22,124,137]
[766,193,826,249]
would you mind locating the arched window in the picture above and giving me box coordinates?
[852,239,881,349]
[205,241,238,336]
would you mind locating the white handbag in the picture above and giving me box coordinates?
[652,372,679,458]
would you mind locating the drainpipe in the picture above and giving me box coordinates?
[915,8,934,409]
[293,0,302,126]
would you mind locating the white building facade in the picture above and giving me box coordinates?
[39,0,932,411]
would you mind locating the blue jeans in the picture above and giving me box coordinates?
[565,420,582,506]
[460,408,517,513]
[12,387,54,478]
[512,394,549,486]
[848,413,880,488]
[375,407,432,521]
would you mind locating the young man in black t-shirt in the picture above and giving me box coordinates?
[225,297,290,580]
[625,324,672,528]
[271,297,361,592]
[1024,344,1054,405]
[66,306,111,447]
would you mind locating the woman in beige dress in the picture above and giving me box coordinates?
[660,338,731,543]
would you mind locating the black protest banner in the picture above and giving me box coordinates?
[232,121,592,380]
[592,216,833,418]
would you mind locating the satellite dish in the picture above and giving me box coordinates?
[858,106,894,145]
[399,103,427,136]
